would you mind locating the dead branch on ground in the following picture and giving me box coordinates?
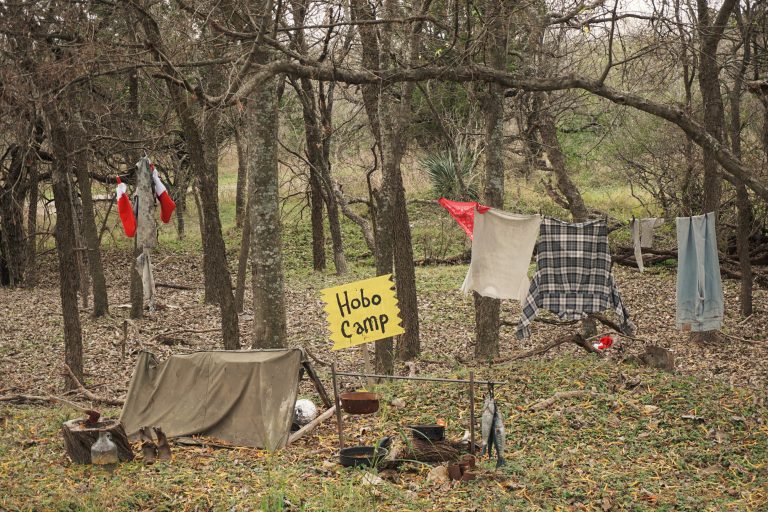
[63,364,125,406]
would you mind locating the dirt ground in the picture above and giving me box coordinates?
[1,248,767,401]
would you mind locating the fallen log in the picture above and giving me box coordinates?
[528,389,643,412]
[495,333,602,364]
[63,364,125,406]
[414,250,472,266]
[287,405,336,446]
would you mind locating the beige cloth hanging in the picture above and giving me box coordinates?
[461,209,541,302]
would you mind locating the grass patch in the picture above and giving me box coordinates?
[2,357,766,511]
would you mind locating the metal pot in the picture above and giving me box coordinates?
[338,446,389,468]
[340,392,380,414]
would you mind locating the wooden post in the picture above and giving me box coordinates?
[362,345,374,388]
[302,361,331,408]
[331,363,344,450]
[121,320,127,362]
[469,371,475,455]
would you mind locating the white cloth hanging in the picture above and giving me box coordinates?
[136,248,156,312]
[461,209,541,302]
[631,217,664,272]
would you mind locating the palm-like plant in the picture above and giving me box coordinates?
[421,143,480,200]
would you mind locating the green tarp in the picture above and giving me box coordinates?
[120,349,301,449]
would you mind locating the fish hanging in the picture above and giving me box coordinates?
[480,385,505,468]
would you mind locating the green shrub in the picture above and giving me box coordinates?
[421,144,480,200]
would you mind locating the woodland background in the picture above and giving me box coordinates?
[1,0,768,509]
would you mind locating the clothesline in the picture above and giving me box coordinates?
[438,198,724,337]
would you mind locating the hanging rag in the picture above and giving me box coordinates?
[676,212,723,332]
[517,218,634,339]
[631,217,665,272]
[135,157,158,250]
[136,248,156,312]
[461,209,541,302]
[438,198,490,239]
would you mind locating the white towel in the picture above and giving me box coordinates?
[461,209,541,302]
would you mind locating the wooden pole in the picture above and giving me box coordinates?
[334,371,505,386]
[362,345,374,388]
[331,363,344,450]
[287,405,336,446]
[469,371,475,455]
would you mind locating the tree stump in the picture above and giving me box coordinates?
[62,418,134,464]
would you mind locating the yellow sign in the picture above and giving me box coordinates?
[320,274,405,350]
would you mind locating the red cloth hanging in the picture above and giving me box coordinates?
[438,198,490,239]
[116,177,136,238]
[151,163,176,224]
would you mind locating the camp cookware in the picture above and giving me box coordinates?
[338,446,389,468]
[339,392,380,414]
[406,424,445,441]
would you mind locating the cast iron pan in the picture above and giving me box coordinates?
[338,446,389,468]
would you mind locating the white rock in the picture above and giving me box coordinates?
[426,465,449,485]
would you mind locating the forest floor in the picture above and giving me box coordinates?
[1,167,768,510]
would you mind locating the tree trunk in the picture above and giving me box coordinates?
[235,205,250,313]
[45,105,84,391]
[392,166,419,360]
[62,418,133,464]
[475,0,507,360]
[318,82,348,276]
[249,68,287,349]
[193,104,240,349]
[127,67,144,319]
[696,0,737,215]
[72,125,109,317]
[309,167,326,271]
[322,162,348,275]
[536,96,589,222]
[138,12,240,349]
[172,149,191,241]
[25,150,38,287]
[234,125,248,229]
[735,184,753,316]
[729,21,753,317]
[0,145,29,286]
[350,0,394,374]
[296,79,327,272]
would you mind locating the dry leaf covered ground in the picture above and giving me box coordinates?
[1,197,768,511]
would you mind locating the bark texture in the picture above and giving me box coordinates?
[474,0,507,360]
[45,105,84,390]
[249,69,288,349]
[72,118,108,317]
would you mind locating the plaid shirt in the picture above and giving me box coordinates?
[516,218,634,339]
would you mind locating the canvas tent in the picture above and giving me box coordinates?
[120,349,302,449]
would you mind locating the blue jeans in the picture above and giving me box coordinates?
[676,212,724,331]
